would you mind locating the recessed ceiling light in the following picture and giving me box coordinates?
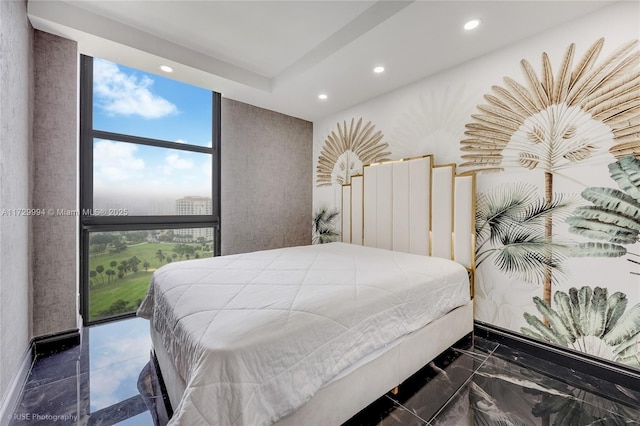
[464,19,481,31]
[160,65,173,73]
[374,66,385,74]
[318,93,328,100]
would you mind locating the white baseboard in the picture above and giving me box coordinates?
[0,345,33,426]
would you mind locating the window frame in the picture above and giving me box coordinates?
[79,55,221,325]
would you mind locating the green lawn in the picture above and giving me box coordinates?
[89,272,152,319]
[88,242,212,320]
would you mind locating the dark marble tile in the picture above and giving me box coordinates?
[343,394,423,426]
[9,318,155,426]
[136,360,169,426]
[489,341,640,410]
[378,403,427,426]
[389,350,476,422]
[10,373,88,426]
[470,350,640,426]
[11,318,640,426]
[22,342,84,392]
[427,386,472,426]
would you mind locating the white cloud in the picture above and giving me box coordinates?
[162,153,193,175]
[94,140,145,182]
[89,335,151,411]
[93,59,178,119]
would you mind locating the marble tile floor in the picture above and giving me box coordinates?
[5,318,640,426]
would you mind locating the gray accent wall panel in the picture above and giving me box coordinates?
[221,99,312,255]
[0,0,33,403]
[31,31,78,337]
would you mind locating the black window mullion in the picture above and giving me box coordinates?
[83,215,218,228]
[212,91,222,256]
[79,54,221,324]
[91,129,214,155]
[79,55,94,321]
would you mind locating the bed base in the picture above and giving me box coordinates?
[151,300,473,425]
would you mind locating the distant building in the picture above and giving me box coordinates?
[175,196,213,242]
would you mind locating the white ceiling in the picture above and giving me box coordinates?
[28,0,616,122]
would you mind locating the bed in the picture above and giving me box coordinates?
[137,155,476,425]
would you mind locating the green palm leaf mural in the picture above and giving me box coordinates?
[461,38,640,305]
[569,156,640,238]
[476,183,624,285]
[312,206,340,244]
[522,286,640,368]
[568,156,640,274]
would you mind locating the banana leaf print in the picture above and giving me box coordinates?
[521,286,640,368]
[567,156,640,275]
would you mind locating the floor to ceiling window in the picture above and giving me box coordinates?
[80,55,221,324]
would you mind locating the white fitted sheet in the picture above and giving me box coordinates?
[138,242,470,426]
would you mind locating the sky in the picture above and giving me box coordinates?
[92,58,213,214]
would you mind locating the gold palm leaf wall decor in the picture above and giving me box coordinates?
[460,38,640,307]
[316,117,390,187]
[461,38,640,173]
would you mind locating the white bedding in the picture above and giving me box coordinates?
[137,242,470,425]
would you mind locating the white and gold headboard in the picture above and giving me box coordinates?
[341,155,476,295]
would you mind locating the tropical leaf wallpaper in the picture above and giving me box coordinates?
[316,117,390,187]
[313,3,640,372]
[465,38,640,366]
[567,155,640,261]
[460,37,640,306]
[522,286,640,367]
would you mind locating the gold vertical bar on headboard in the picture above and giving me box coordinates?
[453,171,476,299]
[431,164,455,260]
[341,184,351,243]
[450,164,457,261]
[350,174,364,246]
[427,156,433,257]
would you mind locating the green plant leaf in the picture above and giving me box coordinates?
[476,183,539,246]
[571,206,640,232]
[581,187,640,221]
[523,312,565,345]
[532,296,575,343]
[569,287,584,336]
[612,333,640,368]
[570,242,627,257]
[603,303,640,345]
[521,326,547,342]
[567,223,638,245]
[589,287,608,338]
[609,155,640,201]
[605,291,628,332]
[554,291,580,339]
[577,286,593,337]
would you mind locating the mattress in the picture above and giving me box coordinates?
[137,242,470,426]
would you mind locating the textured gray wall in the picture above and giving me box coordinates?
[221,99,312,255]
[31,31,78,337]
[0,0,33,402]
